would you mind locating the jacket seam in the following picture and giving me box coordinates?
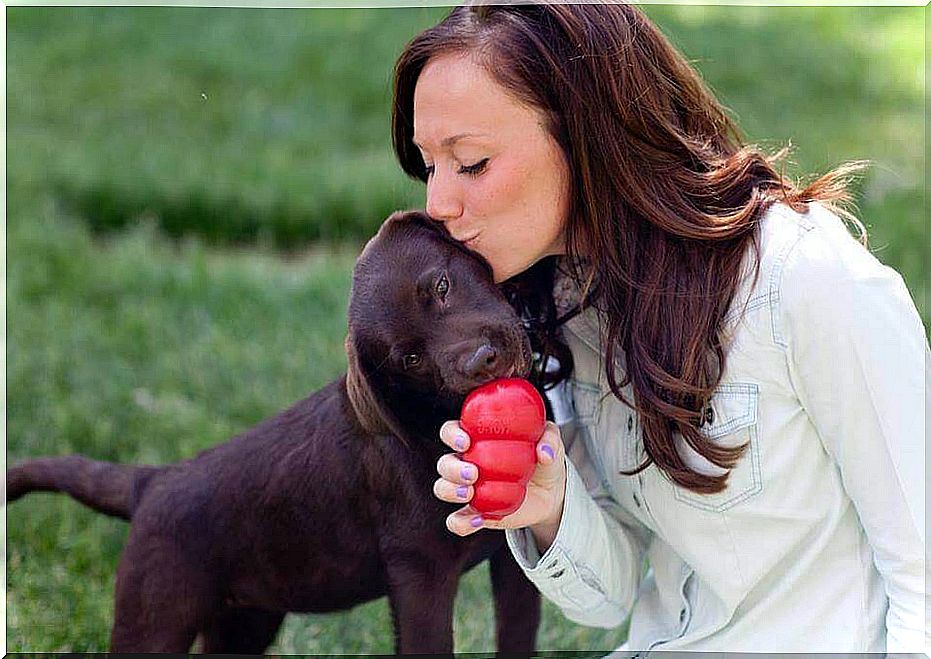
[721,510,750,591]
[769,217,817,349]
[723,292,770,326]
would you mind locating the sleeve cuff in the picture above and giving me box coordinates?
[504,456,608,590]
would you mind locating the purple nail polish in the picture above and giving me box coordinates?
[471,515,484,528]
[461,465,473,481]
[541,444,555,460]
[456,485,468,499]
[455,434,466,450]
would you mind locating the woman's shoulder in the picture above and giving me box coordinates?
[755,201,899,293]
[723,201,913,342]
[754,201,918,346]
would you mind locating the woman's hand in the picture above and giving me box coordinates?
[434,419,567,549]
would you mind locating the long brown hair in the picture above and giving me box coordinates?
[391,1,865,494]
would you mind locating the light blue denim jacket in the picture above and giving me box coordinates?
[505,203,928,653]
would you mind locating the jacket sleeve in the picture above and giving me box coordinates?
[780,219,928,654]
[505,418,651,629]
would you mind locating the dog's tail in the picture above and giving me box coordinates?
[6,456,159,521]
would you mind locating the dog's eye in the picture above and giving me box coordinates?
[435,274,449,300]
[403,354,422,370]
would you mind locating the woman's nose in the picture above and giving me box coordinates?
[425,174,463,222]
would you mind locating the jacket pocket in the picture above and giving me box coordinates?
[672,382,762,512]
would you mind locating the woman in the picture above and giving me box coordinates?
[391,2,927,653]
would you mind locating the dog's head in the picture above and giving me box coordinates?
[346,210,532,442]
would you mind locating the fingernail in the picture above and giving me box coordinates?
[541,444,555,460]
[454,433,467,450]
[456,485,468,499]
[470,515,484,528]
[461,465,474,481]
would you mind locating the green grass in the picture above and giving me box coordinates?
[8,6,441,247]
[6,4,926,654]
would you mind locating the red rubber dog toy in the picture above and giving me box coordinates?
[460,378,546,520]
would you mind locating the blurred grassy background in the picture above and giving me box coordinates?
[6,4,925,653]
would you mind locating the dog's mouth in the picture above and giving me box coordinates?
[490,321,534,382]
[438,322,533,397]
[512,322,534,379]
[434,345,531,419]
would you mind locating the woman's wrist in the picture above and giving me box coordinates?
[529,516,561,554]
[529,479,567,553]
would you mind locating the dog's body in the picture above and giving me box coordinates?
[7,211,542,654]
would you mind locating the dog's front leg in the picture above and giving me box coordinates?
[385,556,458,655]
[490,544,540,653]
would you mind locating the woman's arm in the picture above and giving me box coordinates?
[781,217,928,654]
[436,396,651,630]
[504,418,652,629]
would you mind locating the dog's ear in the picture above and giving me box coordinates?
[344,331,411,447]
[356,210,417,263]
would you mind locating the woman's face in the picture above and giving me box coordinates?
[413,53,569,282]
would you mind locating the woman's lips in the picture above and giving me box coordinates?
[459,232,480,248]
[447,221,479,246]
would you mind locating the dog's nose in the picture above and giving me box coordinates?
[463,344,499,380]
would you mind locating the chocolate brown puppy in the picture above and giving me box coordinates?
[7,210,542,654]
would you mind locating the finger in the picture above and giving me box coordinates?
[536,421,564,465]
[439,420,471,452]
[445,506,485,536]
[436,453,479,485]
[432,477,473,504]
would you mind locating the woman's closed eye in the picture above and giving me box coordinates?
[422,159,488,179]
[458,158,488,176]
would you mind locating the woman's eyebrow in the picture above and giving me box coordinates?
[413,132,489,149]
